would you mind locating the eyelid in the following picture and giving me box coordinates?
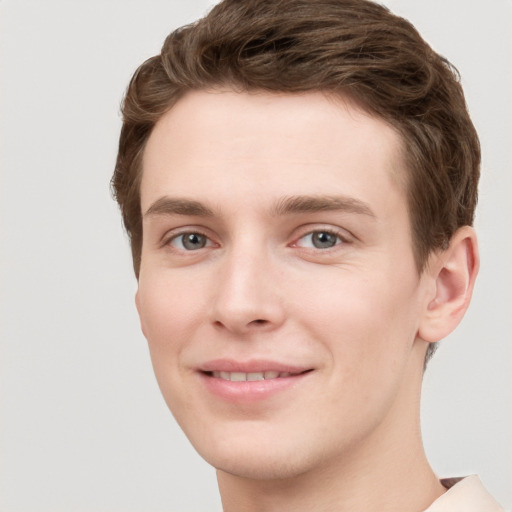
[290,225,354,248]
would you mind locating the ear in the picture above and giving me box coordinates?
[418,226,479,343]
[135,288,148,339]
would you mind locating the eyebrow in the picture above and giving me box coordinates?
[143,194,376,219]
[271,195,376,218]
[144,197,215,218]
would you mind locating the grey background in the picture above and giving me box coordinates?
[0,1,510,510]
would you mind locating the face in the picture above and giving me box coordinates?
[137,90,432,480]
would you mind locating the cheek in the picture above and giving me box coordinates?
[296,265,422,378]
[302,273,421,432]
[138,269,205,336]
[136,272,204,412]
[136,271,207,378]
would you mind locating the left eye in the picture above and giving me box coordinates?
[296,231,343,249]
[170,232,210,251]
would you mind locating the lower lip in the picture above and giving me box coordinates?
[199,372,311,402]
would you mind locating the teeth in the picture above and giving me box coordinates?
[247,372,265,381]
[211,371,297,381]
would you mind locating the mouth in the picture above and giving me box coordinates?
[205,370,311,381]
[198,361,313,402]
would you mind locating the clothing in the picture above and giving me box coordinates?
[424,475,504,512]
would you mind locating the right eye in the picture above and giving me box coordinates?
[169,232,212,251]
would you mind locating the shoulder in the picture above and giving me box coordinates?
[424,475,504,512]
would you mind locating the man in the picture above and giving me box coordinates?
[112,0,504,510]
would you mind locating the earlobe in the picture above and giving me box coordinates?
[418,226,479,343]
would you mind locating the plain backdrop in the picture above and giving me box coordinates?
[1,1,510,510]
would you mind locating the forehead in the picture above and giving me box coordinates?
[141,89,406,213]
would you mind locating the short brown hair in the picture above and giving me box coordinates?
[112,0,480,361]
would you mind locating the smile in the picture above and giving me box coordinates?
[210,371,300,381]
[199,362,313,402]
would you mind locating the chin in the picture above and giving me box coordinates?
[183,421,332,481]
[206,448,315,481]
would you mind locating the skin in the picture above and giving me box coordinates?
[136,90,478,512]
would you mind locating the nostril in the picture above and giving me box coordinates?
[252,319,267,325]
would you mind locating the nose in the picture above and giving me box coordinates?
[210,243,286,335]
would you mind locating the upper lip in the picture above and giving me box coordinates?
[198,359,311,374]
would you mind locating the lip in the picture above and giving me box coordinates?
[197,359,313,403]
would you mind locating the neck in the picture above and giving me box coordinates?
[217,342,445,512]
[218,436,444,512]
